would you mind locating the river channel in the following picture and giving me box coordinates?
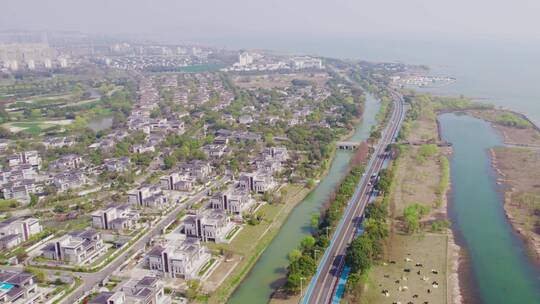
[228,94,380,303]
[439,113,540,304]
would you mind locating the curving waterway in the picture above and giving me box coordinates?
[228,94,380,304]
[439,113,540,304]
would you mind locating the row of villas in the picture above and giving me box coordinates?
[1,151,90,204]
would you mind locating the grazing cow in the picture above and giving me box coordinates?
[395,280,400,284]
[415,263,423,267]
[390,260,396,264]
[417,270,421,275]
[432,281,439,288]
[431,269,438,274]
[413,294,419,298]
[384,274,390,278]
[424,302,429,304]
[404,268,411,272]
[427,289,431,294]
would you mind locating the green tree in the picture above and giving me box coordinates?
[403,203,430,233]
[301,236,316,251]
[345,235,374,273]
[288,249,302,262]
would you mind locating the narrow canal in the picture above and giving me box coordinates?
[228,94,380,304]
[439,113,540,304]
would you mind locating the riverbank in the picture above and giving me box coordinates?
[468,108,540,264]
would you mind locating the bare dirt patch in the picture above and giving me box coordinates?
[492,147,540,261]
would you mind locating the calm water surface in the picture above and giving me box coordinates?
[439,113,540,304]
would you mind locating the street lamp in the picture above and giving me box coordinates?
[325,226,330,239]
[300,276,306,298]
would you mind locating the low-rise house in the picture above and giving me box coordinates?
[128,185,169,208]
[0,217,42,250]
[1,164,37,184]
[132,143,155,154]
[160,172,193,192]
[0,179,39,204]
[42,229,106,265]
[91,205,139,231]
[52,171,87,192]
[183,209,234,243]
[202,144,228,158]
[146,239,211,280]
[238,172,276,194]
[103,157,131,172]
[211,188,254,214]
[48,154,85,171]
[43,136,75,149]
[7,151,42,170]
[90,277,171,304]
[179,160,212,181]
[0,271,43,304]
[256,159,282,174]
[88,292,125,304]
[264,146,289,162]
[238,115,253,125]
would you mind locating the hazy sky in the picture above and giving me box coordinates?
[2,0,540,42]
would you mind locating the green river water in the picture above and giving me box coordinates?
[227,94,380,304]
[439,113,540,304]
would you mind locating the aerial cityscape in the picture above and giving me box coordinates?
[1,1,540,304]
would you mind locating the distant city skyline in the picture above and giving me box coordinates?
[2,0,540,44]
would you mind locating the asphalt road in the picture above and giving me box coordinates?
[303,90,405,304]
[60,178,226,304]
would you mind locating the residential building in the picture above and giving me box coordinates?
[183,209,234,243]
[210,188,254,214]
[88,292,125,304]
[146,239,211,280]
[264,146,289,162]
[238,172,275,194]
[42,229,106,265]
[0,271,43,304]
[7,151,41,169]
[103,157,131,172]
[48,154,84,171]
[128,186,168,208]
[179,160,212,181]
[0,217,42,250]
[90,276,170,304]
[52,171,87,192]
[91,205,139,231]
[132,144,155,154]
[159,173,193,192]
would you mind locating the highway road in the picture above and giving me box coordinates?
[303,89,406,304]
[59,177,227,304]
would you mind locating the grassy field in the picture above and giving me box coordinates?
[202,184,310,303]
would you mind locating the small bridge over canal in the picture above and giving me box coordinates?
[337,141,361,150]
